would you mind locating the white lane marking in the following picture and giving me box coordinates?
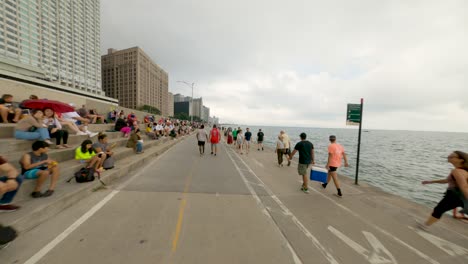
[409,227,468,258]
[224,145,303,264]
[253,158,264,168]
[328,226,397,264]
[295,180,440,264]
[24,142,178,264]
[227,146,339,264]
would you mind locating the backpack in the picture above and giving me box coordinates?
[103,156,115,170]
[72,167,96,183]
[0,225,17,246]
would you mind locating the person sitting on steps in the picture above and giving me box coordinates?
[20,141,60,198]
[75,139,106,173]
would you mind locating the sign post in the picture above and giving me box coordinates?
[346,99,364,185]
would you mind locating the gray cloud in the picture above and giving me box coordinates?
[101,0,468,132]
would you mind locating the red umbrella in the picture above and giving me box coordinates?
[21,99,75,113]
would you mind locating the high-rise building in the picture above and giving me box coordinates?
[192,97,203,119]
[0,0,103,95]
[167,92,174,117]
[102,47,169,116]
[202,106,210,122]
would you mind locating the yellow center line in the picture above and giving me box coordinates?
[171,160,195,253]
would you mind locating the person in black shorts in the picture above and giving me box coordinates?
[196,125,208,155]
[419,151,468,230]
[257,129,264,151]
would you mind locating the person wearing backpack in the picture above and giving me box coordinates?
[209,124,221,156]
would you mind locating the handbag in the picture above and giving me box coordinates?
[103,156,115,170]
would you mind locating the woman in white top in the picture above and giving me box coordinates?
[236,129,244,154]
[275,135,285,166]
[43,108,70,148]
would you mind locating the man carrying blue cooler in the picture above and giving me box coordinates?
[323,135,349,197]
[289,133,315,193]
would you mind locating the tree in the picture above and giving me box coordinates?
[137,105,161,115]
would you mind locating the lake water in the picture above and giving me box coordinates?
[223,125,468,208]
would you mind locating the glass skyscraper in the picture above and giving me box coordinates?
[0,0,102,95]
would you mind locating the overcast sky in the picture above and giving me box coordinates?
[101,0,468,132]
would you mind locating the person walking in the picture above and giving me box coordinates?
[419,151,468,230]
[227,128,233,145]
[289,133,315,193]
[196,125,209,156]
[257,129,264,151]
[281,131,291,166]
[322,135,349,197]
[244,128,252,154]
[232,128,238,146]
[209,124,221,156]
[275,135,285,166]
[236,129,244,154]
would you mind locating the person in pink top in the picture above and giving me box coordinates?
[322,135,349,197]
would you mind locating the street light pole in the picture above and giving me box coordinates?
[177,81,194,123]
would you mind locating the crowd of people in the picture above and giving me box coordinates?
[194,125,468,231]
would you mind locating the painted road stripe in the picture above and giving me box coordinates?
[225,145,340,264]
[24,142,178,264]
[294,179,440,264]
[224,145,303,264]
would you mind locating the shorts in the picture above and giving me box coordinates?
[198,141,205,146]
[257,140,263,143]
[245,140,251,145]
[432,189,464,219]
[233,137,237,141]
[329,166,338,172]
[23,168,47,179]
[298,164,309,176]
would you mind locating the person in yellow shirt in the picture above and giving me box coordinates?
[75,140,105,172]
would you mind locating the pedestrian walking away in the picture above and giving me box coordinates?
[196,125,209,155]
[275,135,285,166]
[323,135,349,197]
[236,129,244,154]
[419,151,468,230]
[232,128,238,146]
[227,127,233,145]
[289,133,315,193]
[257,129,264,151]
[209,124,221,156]
[244,128,252,154]
[281,130,291,166]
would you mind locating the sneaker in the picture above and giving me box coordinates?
[88,132,98,138]
[300,187,310,193]
[262,147,264,151]
[416,221,429,231]
[77,131,87,136]
[44,139,53,145]
[0,204,20,212]
[31,191,42,198]
[258,149,260,151]
[287,160,291,166]
[321,183,328,189]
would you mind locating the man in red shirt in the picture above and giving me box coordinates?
[209,124,221,156]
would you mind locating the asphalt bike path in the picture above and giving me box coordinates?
[1,135,467,263]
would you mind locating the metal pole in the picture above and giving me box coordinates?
[355,98,364,185]
[191,83,194,123]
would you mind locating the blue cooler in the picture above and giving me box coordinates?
[310,166,328,183]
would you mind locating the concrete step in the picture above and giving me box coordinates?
[3,132,126,169]
[11,137,160,203]
[1,135,185,233]
[0,131,122,153]
[0,123,147,139]
[0,124,113,139]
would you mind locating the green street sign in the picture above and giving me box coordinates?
[346,104,361,126]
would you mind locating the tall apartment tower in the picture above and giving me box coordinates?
[167,92,174,117]
[0,0,103,95]
[102,47,169,115]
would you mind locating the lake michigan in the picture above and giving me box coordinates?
[224,125,468,208]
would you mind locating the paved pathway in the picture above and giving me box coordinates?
[1,135,467,264]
